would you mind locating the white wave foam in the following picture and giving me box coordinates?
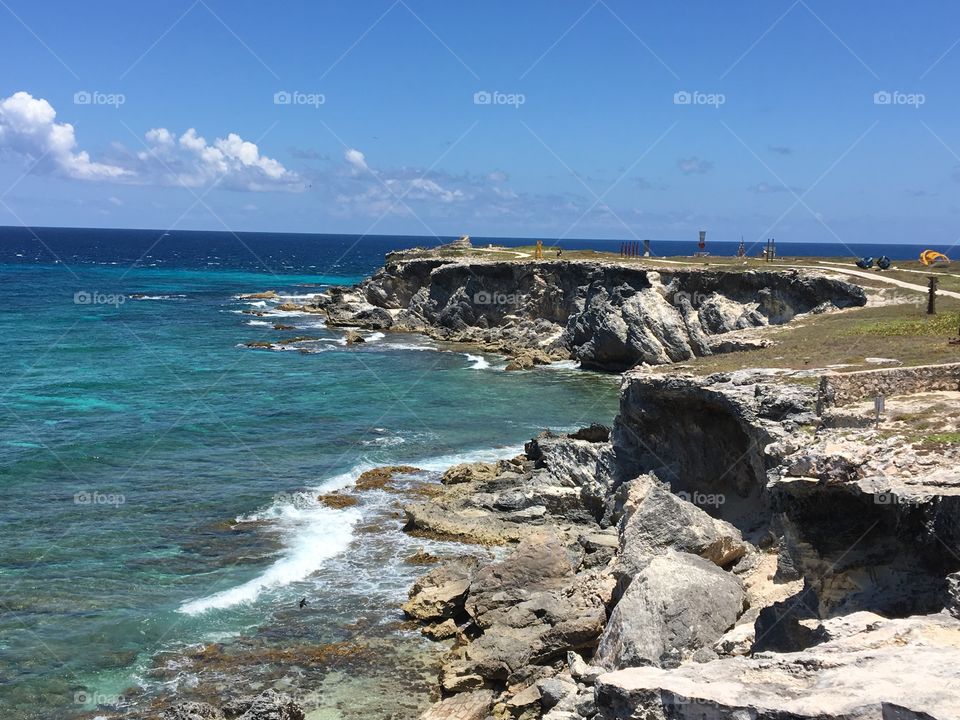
[179,498,359,615]
[464,353,491,370]
[366,332,385,342]
[246,320,273,327]
[542,360,580,370]
[132,294,187,301]
[177,444,522,615]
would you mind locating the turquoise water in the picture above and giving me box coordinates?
[0,228,620,719]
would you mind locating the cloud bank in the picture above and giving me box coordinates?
[0,91,300,192]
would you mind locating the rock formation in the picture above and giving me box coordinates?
[321,257,866,371]
[404,370,960,720]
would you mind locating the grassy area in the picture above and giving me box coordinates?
[401,243,960,373]
[845,311,959,338]
[668,299,960,375]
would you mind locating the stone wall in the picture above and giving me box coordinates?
[818,362,960,408]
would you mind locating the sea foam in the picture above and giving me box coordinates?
[177,444,522,615]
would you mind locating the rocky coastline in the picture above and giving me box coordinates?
[164,248,958,720]
[312,248,867,371]
[399,370,960,720]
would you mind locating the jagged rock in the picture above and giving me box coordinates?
[423,618,459,640]
[163,702,223,720]
[419,690,494,720]
[594,613,960,720]
[322,258,866,372]
[505,349,553,371]
[567,651,603,684]
[440,532,608,689]
[568,423,611,442]
[948,572,960,619]
[537,676,578,710]
[713,622,754,657]
[595,550,746,670]
[220,690,305,720]
[443,461,499,485]
[524,431,615,520]
[465,531,575,627]
[403,557,479,622]
[344,330,365,345]
[617,475,748,573]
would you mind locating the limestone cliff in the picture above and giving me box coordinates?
[321,258,867,371]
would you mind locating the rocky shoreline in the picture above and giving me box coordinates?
[397,370,960,720]
[163,248,957,720]
[309,245,867,371]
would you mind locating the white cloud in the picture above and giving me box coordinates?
[139,126,301,192]
[677,156,713,175]
[0,91,129,180]
[0,91,301,193]
[344,148,368,173]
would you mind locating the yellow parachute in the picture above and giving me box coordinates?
[920,249,951,266]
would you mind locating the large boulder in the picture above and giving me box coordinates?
[440,532,608,689]
[465,531,575,627]
[595,550,746,669]
[403,557,479,622]
[617,475,749,573]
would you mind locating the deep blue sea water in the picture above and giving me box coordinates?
[0,226,945,719]
[0,227,627,720]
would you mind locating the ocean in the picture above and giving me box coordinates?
[0,227,624,720]
[0,226,941,719]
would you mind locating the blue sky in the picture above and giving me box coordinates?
[1,0,960,246]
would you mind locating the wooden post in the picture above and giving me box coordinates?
[928,276,938,315]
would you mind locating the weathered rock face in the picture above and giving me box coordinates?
[595,550,746,670]
[616,475,748,573]
[403,557,479,622]
[164,690,305,720]
[406,373,960,720]
[439,531,610,693]
[322,258,866,371]
[594,612,960,720]
[613,371,960,620]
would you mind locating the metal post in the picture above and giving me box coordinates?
[928,276,939,315]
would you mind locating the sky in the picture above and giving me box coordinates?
[1,0,960,247]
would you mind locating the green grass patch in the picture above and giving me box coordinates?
[845,312,960,338]
[913,432,960,449]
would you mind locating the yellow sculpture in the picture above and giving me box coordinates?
[920,249,951,266]
[534,239,544,260]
